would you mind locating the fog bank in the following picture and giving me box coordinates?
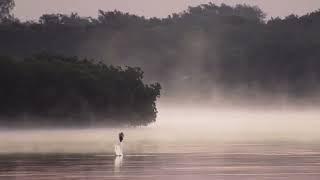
[1,103,320,154]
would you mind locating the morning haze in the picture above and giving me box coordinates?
[14,0,320,20]
[2,0,320,179]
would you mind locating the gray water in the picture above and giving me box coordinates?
[1,106,320,179]
[1,143,320,180]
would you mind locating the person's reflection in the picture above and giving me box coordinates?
[114,155,123,173]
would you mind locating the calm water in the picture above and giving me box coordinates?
[1,107,320,179]
[1,143,320,180]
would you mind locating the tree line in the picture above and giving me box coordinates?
[0,54,161,127]
[1,1,320,103]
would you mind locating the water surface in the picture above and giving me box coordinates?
[1,143,320,180]
[1,106,320,179]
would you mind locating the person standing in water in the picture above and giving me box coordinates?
[115,132,124,156]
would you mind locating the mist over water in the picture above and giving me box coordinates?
[2,102,320,180]
[3,2,320,179]
[1,102,320,154]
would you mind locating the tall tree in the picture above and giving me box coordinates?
[0,0,15,21]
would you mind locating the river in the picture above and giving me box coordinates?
[1,105,320,179]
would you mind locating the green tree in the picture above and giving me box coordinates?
[0,54,161,127]
[1,2,320,103]
[0,0,14,21]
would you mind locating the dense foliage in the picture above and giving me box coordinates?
[0,0,14,21]
[0,54,161,127]
[1,2,320,102]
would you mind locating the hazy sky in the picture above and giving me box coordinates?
[14,0,320,21]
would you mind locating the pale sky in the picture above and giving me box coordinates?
[14,0,320,21]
